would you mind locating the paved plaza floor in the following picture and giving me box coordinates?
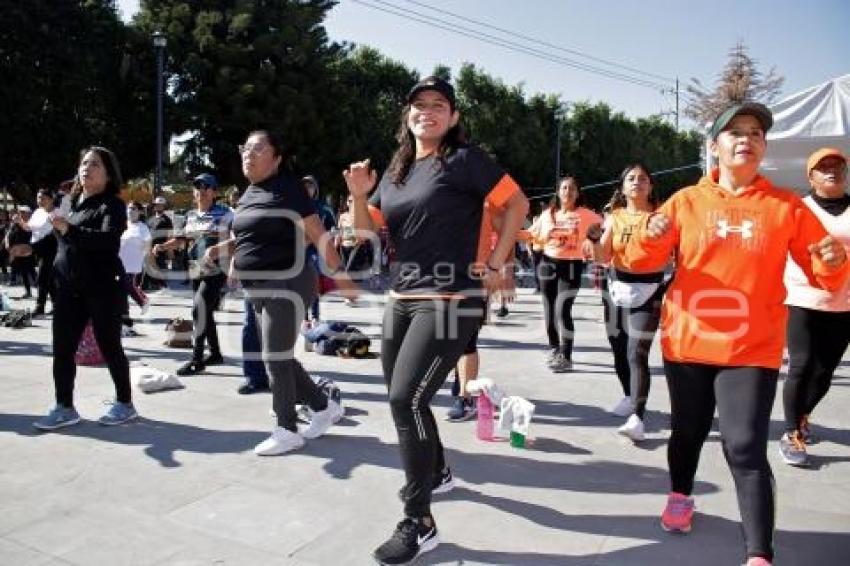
[1,286,848,565]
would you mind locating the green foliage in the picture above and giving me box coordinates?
[135,0,343,186]
[0,0,156,204]
[1,1,702,210]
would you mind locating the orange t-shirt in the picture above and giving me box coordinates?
[606,208,657,273]
[540,207,602,260]
[625,171,850,368]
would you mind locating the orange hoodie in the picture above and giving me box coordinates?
[625,171,850,368]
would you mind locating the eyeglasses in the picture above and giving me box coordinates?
[239,143,268,156]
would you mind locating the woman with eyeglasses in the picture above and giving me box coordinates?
[119,201,152,331]
[205,130,356,455]
[153,173,233,376]
[33,146,138,430]
[344,76,528,565]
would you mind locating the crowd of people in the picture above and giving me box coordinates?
[2,77,849,566]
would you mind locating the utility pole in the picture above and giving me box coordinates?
[554,112,561,187]
[152,31,167,197]
[675,77,680,131]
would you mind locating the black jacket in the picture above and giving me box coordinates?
[53,192,127,293]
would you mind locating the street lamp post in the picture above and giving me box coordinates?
[152,31,167,197]
[553,105,567,188]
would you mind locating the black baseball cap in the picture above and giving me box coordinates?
[407,76,457,109]
[707,102,773,140]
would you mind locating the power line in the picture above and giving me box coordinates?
[528,163,703,200]
[350,0,672,91]
[400,0,675,84]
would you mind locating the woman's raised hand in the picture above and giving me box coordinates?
[343,159,377,199]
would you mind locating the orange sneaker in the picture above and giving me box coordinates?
[661,492,695,533]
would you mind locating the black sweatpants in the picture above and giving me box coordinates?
[784,305,850,432]
[52,287,131,407]
[540,257,585,358]
[382,296,484,519]
[191,274,226,361]
[245,274,328,433]
[33,237,57,310]
[603,286,663,419]
[665,361,777,561]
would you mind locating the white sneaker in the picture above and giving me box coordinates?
[610,396,635,417]
[618,414,645,442]
[254,427,305,456]
[299,400,343,439]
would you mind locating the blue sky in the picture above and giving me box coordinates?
[118,0,848,128]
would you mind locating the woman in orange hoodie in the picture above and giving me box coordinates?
[626,102,849,566]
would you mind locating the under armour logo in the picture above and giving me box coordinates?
[716,219,754,239]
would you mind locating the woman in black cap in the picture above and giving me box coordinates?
[344,76,528,565]
[34,146,138,430]
[153,173,233,375]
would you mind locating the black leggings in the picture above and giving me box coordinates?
[382,296,484,518]
[11,256,36,295]
[603,286,663,419]
[665,361,777,561]
[191,274,226,361]
[52,288,131,407]
[540,257,585,357]
[34,237,56,309]
[784,306,850,432]
[531,250,543,291]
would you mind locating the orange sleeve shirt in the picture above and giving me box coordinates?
[541,207,603,260]
[608,208,657,273]
[625,172,850,368]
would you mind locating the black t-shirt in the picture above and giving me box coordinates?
[233,172,316,273]
[369,144,506,294]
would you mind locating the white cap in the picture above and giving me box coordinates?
[154,196,167,205]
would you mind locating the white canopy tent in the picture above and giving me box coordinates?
[762,74,850,192]
[703,75,850,192]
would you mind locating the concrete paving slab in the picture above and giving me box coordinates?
[1,285,849,565]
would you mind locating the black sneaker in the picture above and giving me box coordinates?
[203,353,224,366]
[398,468,455,501]
[496,305,509,318]
[373,517,439,565]
[446,397,476,422]
[431,467,455,494]
[236,381,269,395]
[176,359,206,376]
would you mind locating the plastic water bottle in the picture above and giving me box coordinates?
[476,394,494,441]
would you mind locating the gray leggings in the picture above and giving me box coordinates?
[245,273,327,432]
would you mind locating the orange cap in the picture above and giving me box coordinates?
[806,148,847,176]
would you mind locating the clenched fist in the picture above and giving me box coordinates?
[809,235,847,267]
[342,159,377,199]
[646,212,672,240]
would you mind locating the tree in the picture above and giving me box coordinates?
[683,41,784,126]
[0,0,156,204]
[135,0,343,187]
